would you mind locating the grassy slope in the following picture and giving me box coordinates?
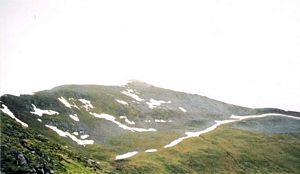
[1,112,300,173]
[2,82,300,174]
[113,126,300,174]
[108,131,181,153]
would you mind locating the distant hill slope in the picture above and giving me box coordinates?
[0,81,298,148]
[2,111,299,174]
[0,81,246,141]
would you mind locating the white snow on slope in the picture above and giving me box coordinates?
[73,132,79,136]
[92,113,115,121]
[130,127,156,132]
[58,97,72,108]
[115,151,138,160]
[58,97,79,109]
[79,99,94,111]
[45,125,94,145]
[230,113,300,120]
[121,89,144,102]
[146,98,171,109]
[164,119,238,148]
[1,104,28,127]
[116,99,128,105]
[164,113,300,148]
[37,118,42,122]
[154,119,167,123]
[90,113,156,132]
[178,107,187,113]
[145,149,157,153]
[125,118,135,125]
[69,114,79,122]
[30,104,59,116]
[119,116,135,125]
[80,135,89,139]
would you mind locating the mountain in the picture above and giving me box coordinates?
[1,80,300,173]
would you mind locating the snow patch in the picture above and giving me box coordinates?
[178,107,187,113]
[146,98,171,109]
[119,116,135,125]
[79,99,94,111]
[90,112,156,132]
[45,125,94,145]
[30,104,59,116]
[58,97,72,108]
[80,135,89,139]
[116,151,138,160]
[164,119,236,148]
[116,99,128,105]
[130,127,156,132]
[1,104,28,127]
[125,118,135,125]
[145,149,157,153]
[230,113,300,121]
[155,119,167,123]
[92,113,116,122]
[73,132,79,136]
[121,89,144,101]
[37,118,42,122]
[69,114,79,122]
[58,97,79,109]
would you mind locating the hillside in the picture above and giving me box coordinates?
[1,81,299,173]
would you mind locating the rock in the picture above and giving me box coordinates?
[30,167,37,173]
[17,153,27,165]
[37,134,48,142]
[34,164,45,174]
[86,159,101,169]
[87,159,95,165]
[5,123,12,128]
[44,168,55,174]
[20,139,29,145]
[94,162,101,169]
[17,132,24,138]
[45,155,51,162]
[44,166,55,174]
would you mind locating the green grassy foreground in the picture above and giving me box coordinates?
[1,113,299,173]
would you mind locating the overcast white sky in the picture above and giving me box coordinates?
[1,0,299,111]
